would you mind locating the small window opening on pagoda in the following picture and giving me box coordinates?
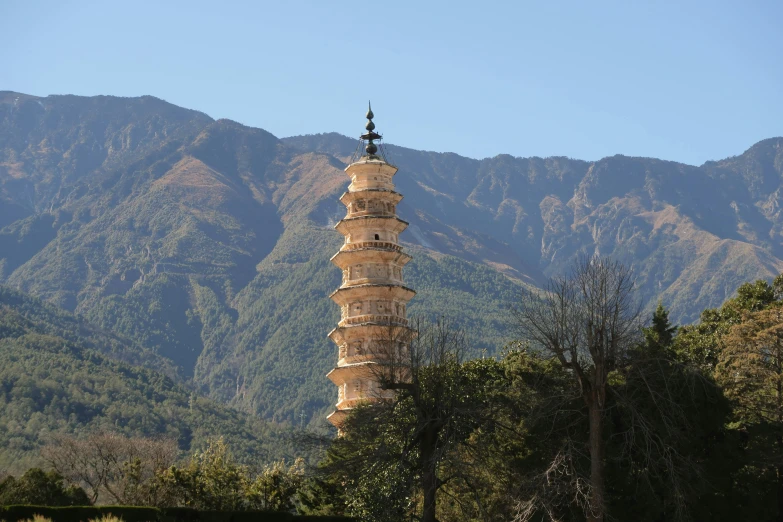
[374,234,380,240]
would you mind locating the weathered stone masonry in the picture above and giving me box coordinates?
[326,106,415,427]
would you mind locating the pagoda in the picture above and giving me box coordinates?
[326,104,415,428]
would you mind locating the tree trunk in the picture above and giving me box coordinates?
[421,428,439,522]
[587,398,605,522]
[776,460,783,522]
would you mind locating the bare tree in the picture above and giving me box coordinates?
[43,432,178,505]
[513,257,641,522]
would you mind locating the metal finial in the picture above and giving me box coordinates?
[360,101,382,157]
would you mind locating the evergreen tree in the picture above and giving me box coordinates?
[643,302,678,353]
[0,468,90,506]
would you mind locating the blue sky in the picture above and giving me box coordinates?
[2,0,781,165]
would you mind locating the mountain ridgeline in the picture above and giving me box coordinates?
[1,91,782,426]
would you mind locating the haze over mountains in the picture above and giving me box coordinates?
[1,91,782,428]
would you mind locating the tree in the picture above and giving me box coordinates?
[155,438,308,511]
[156,438,248,510]
[513,257,641,521]
[43,432,178,505]
[675,279,778,369]
[718,307,783,427]
[643,302,677,353]
[484,346,584,522]
[514,285,732,521]
[672,275,783,520]
[608,320,730,521]
[0,468,90,506]
[717,306,783,518]
[324,318,506,522]
[246,459,306,512]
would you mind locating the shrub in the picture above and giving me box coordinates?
[0,469,90,506]
[0,505,357,521]
[0,506,159,522]
[20,515,53,522]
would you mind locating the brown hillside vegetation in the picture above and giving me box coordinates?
[1,91,782,425]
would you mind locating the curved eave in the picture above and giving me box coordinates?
[340,190,404,205]
[329,283,416,304]
[326,361,379,384]
[335,216,409,235]
[328,326,347,346]
[328,323,413,345]
[345,158,399,173]
[327,327,342,344]
[327,409,348,427]
[330,248,412,268]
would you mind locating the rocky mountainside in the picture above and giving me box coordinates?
[1,91,781,425]
[283,132,783,322]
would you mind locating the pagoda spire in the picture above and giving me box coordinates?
[361,101,381,157]
[350,101,392,164]
[325,105,415,428]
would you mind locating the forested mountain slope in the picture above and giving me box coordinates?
[0,285,177,376]
[1,91,781,425]
[0,286,301,473]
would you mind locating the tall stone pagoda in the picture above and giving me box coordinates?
[326,104,415,428]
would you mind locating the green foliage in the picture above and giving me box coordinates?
[774,273,783,300]
[734,279,777,311]
[0,286,177,376]
[158,439,306,512]
[0,291,302,473]
[0,505,352,521]
[191,223,524,427]
[159,439,249,510]
[607,336,734,520]
[320,333,509,522]
[0,506,160,522]
[3,93,783,432]
[674,279,779,368]
[295,476,347,518]
[0,469,90,506]
[310,300,751,521]
[325,403,416,522]
[4,94,783,520]
[247,460,306,513]
[640,280,783,521]
[642,302,678,353]
[405,251,524,356]
[84,275,204,373]
[712,305,783,519]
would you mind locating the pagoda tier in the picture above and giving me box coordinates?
[334,216,409,239]
[326,106,415,429]
[339,188,403,211]
[328,323,410,353]
[330,283,415,306]
[330,247,412,272]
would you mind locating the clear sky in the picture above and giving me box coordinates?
[2,0,781,165]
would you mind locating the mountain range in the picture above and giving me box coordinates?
[1,90,782,428]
